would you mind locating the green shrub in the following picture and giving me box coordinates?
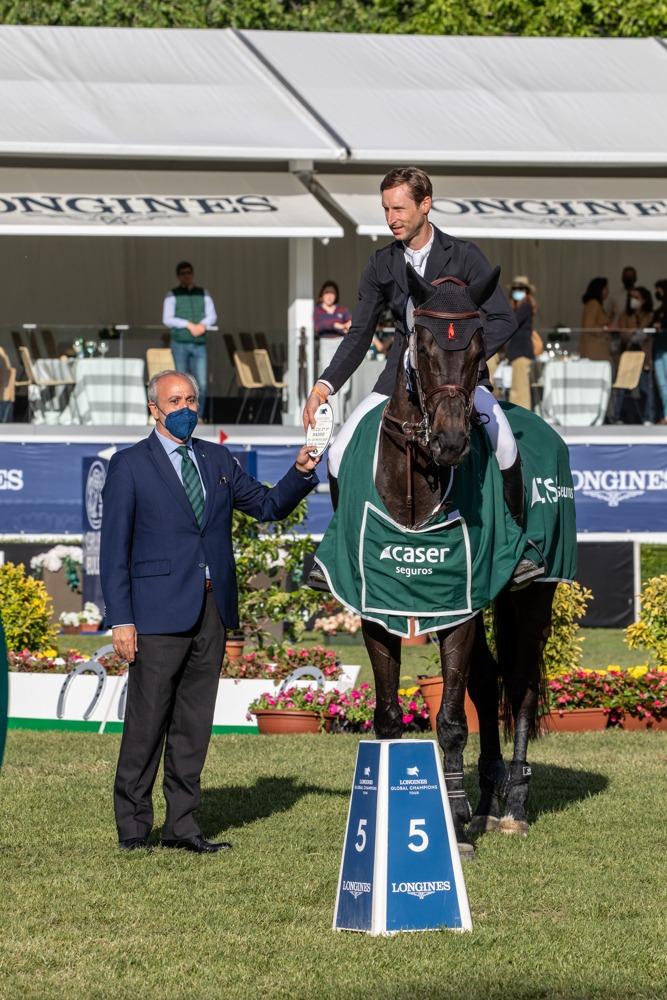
[484,581,592,676]
[625,575,667,668]
[641,545,667,588]
[0,562,56,653]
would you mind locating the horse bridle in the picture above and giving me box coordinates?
[381,277,479,527]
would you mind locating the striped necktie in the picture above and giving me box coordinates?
[176,445,205,526]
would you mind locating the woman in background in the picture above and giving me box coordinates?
[579,277,613,364]
[314,280,352,423]
[618,286,655,424]
[506,274,537,409]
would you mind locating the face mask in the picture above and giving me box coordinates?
[512,289,527,302]
[161,406,198,440]
[629,298,641,311]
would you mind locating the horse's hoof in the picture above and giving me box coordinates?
[457,841,476,860]
[468,814,500,836]
[498,816,529,837]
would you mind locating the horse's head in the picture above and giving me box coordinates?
[406,263,500,468]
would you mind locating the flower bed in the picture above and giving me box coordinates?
[221,644,342,681]
[545,666,667,728]
[248,683,430,734]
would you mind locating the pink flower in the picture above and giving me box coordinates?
[402,713,414,725]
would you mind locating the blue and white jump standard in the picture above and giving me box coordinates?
[333,739,472,935]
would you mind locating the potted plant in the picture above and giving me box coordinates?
[248,685,331,734]
[616,666,667,730]
[59,602,103,634]
[544,668,624,731]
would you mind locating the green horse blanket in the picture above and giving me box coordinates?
[314,400,576,638]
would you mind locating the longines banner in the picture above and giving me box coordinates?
[0,169,342,238]
[0,441,666,537]
[319,175,667,240]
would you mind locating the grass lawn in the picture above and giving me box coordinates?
[1,729,666,1000]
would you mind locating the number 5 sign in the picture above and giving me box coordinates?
[333,740,472,935]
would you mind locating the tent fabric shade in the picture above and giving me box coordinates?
[0,169,343,237]
[317,175,667,242]
[244,32,667,168]
[0,25,344,161]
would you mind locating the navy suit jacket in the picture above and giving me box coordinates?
[100,432,318,634]
[319,226,516,395]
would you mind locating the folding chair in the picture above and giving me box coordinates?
[233,350,266,423]
[146,348,176,383]
[238,332,255,352]
[19,345,75,420]
[253,349,286,424]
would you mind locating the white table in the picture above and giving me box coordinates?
[31,358,148,425]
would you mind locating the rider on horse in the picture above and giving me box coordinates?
[304,166,544,589]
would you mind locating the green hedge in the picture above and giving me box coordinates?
[1,0,665,36]
[641,545,667,587]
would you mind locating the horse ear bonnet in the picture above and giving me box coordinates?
[412,268,500,351]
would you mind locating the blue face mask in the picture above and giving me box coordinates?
[512,289,527,302]
[162,406,198,441]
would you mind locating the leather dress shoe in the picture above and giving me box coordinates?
[161,834,232,854]
[119,836,149,851]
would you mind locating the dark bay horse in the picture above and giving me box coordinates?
[363,264,557,857]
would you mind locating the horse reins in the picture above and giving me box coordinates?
[380,277,479,528]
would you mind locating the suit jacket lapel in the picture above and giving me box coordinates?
[147,431,197,525]
[389,241,408,295]
[192,438,216,530]
[424,227,454,283]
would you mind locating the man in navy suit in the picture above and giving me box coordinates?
[101,370,319,853]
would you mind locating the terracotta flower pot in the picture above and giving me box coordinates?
[79,623,100,633]
[416,675,479,734]
[402,619,428,647]
[61,625,81,635]
[252,709,330,735]
[225,638,245,663]
[621,714,666,731]
[543,708,609,732]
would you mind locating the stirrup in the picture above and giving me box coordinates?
[306,565,331,594]
[510,539,547,591]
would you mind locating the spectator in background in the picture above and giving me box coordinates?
[618,286,655,424]
[314,281,352,423]
[162,262,217,420]
[610,265,638,324]
[580,277,613,364]
[506,274,536,409]
[653,279,667,424]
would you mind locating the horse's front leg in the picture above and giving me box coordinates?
[437,619,476,857]
[361,619,403,739]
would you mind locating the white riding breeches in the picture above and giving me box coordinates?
[327,385,517,478]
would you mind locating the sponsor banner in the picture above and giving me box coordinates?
[386,742,464,932]
[334,741,381,932]
[0,443,260,535]
[2,440,665,537]
[82,458,108,613]
[567,444,667,533]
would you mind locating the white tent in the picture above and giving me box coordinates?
[244,32,667,167]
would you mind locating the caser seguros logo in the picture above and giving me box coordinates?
[379,544,450,578]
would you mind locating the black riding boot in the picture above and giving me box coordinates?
[502,455,546,589]
[305,473,338,592]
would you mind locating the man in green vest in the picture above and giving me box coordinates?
[162,261,218,419]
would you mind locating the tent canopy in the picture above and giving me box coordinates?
[319,174,667,241]
[0,168,343,237]
[245,32,667,167]
[0,25,344,161]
